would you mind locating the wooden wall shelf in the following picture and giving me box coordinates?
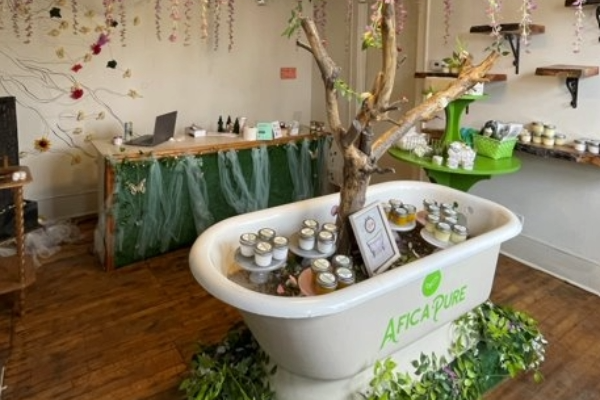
[414,72,507,82]
[515,142,600,168]
[470,23,546,74]
[535,64,599,108]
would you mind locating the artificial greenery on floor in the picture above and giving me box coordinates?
[179,301,547,400]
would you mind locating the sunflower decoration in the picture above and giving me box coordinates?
[34,137,52,153]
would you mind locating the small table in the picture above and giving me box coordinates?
[388,148,521,192]
[0,164,35,316]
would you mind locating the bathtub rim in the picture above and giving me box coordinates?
[189,181,522,319]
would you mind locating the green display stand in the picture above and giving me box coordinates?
[389,94,521,192]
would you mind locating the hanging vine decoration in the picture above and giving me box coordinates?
[485,0,503,49]
[227,0,235,51]
[200,0,209,40]
[213,0,222,51]
[344,0,352,55]
[395,0,408,36]
[169,0,180,42]
[155,0,162,40]
[11,0,20,39]
[22,0,33,43]
[519,0,537,52]
[117,0,126,46]
[183,0,193,45]
[71,0,79,36]
[442,0,452,45]
[313,0,327,45]
[572,0,584,53]
[0,0,4,31]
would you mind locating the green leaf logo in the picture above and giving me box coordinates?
[422,270,442,297]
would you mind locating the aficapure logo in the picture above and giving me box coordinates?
[422,270,442,297]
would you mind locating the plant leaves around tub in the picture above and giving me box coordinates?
[180,302,547,400]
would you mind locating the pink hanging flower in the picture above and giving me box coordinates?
[71,63,83,72]
[97,32,110,46]
[91,43,102,55]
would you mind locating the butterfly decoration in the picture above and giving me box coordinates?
[127,179,146,195]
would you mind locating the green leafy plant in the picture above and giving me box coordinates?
[361,301,547,400]
[179,322,276,400]
[181,302,547,400]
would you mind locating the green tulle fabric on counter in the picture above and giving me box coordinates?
[107,136,329,268]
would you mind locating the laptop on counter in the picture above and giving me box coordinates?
[126,111,178,146]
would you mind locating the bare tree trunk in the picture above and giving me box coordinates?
[296,2,499,255]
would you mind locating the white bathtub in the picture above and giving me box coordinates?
[189,181,522,399]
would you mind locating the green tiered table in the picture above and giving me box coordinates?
[389,95,521,191]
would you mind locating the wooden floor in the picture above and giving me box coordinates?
[1,217,599,399]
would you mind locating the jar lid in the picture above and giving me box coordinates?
[299,227,316,239]
[555,133,566,139]
[317,230,334,243]
[240,232,257,245]
[452,224,468,235]
[272,236,288,248]
[423,199,436,207]
[335,267,355,284]
[427,204,440,214]
[254,241,273,255]
[426,213,440,223]
[311,258,331,272]
[544,124,555,129]
[393,207,407,215]
[403,204,416,213]
[322,222,338,234]
[436,222,451,233]
[302,219,319,230]
[316,272,337,289]
[258,228,276,240]
[389,198,403,207]
[332,254,352,268]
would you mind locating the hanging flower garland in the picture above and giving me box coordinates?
[71,0,79,36]
[227,0,235,51]
[213,0,222,51]
[155,0,162,40]
[442,0,452,45]
[519,0,537,52]
[183,0,194,45]
[11,0,20,39]
[200,0,209,40]
[169,0,180,42]
[313,0,327,45]
[117,0,127,46]
[395,0,408,36]
[344,0,353,55]
[484,0,503,49]
[572,0,584,53]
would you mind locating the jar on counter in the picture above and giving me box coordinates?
[425,213,440,233]
[532,135,543,145]
[423,199,437,210]
[311,258,332,280]
[434,222,452,243]
[588,141,600,155]
[554,133,567,146]
[258,228,276,243]
[298,227,316,250]
[335,267,355,289]
[272,236,289,261]
[426,204,441,216]
[317,230,335,254]
[315,271,338,295]
[519,130,532,143]
[390,206,408,226]
[239,232,258,257]
[404,204,417,223]
[389,199,403,209]
[254,241,273,267]
[450,224,468,244]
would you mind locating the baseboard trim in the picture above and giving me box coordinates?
[501,235,600,297]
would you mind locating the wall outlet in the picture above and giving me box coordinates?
[429,59,447,72]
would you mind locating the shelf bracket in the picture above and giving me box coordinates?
[503,33,521,75]
[565,77,579,108]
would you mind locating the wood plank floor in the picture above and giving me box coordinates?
[0,217,598,399]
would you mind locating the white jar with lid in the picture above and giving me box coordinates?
[530,121,544,136]
[519,130,532,143]
[574,139,586,152]
[302,219,319,232]
[239,232,258,257]
[554,134,567,146]
[434,222,452,243]
[588,141,600,155]
[272,236,289,261]
[317,230,335,254]
[254,241,273,267]
[258,228,276,243]
[543,124,556,138]
[298,227,316,250]
[450,224,468,244]
[542,136,555,147]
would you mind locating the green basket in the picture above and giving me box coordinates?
[473,135,517,159]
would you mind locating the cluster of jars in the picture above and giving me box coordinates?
[383,199,417,227]
[239,228,289,267]
[573,138,600,154]
[297,219,338,254]
[310,254,356,295]
[522,122,566,148]
[422,199,468,244]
